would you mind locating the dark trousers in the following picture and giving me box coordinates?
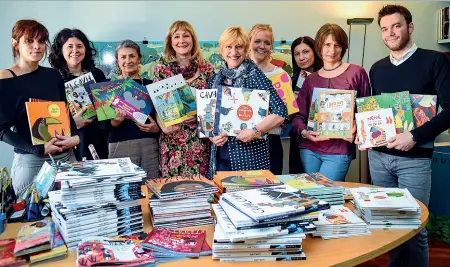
[288,131,305,174]
[268,134,283,175]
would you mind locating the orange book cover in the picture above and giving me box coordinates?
[214,170,283,189]
[25,101,71,145]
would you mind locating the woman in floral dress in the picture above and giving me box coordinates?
[153,21,214,178]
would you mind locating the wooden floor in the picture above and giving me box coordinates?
[357,237,450,267]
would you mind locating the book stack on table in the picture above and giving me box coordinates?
[48,158,147,250]
[350,188,422,230]
[211,184,330,262]
[146,176,218,228]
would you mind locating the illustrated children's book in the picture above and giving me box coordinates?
[64,72,97,120]
[355,108,396,149]
[196,89,218,138]
[313,205,366,227]
[316,90,355,138]
[146,176,218,200]
[214,170,282,192]
[214,86,270,136]
[34,161,57,200]
[349,187,420,211]
[25,101,71,145]
[409,94,437,128]
[29,231,68,266]
[307,88,347,131]
[90,80,123,121]
[14,219,55,257]
[146,74,197,127]
[55,158,135,179]
[0,239,26,267]
[268,72,299,115]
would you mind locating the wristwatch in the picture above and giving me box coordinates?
[252,126,262,138]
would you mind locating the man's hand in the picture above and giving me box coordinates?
[387,131,416,151]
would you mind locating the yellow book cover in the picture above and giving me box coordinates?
[268,72,299,115]
[25,101,71,145]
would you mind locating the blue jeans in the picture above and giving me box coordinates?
[368,150,431,267]
[299,149,352,181]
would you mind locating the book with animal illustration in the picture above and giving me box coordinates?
[349,187,420,210]
[64,72,97,120]
[409,94,437,127]
[314,205,366,227]
[146,74,196,127]
[316,90,354,138]
[268,71,299,115]
[25,101,71,145]
[307,88,347,131]
[214,86,270,136]
[90,80,123,121]
[355,109,396,149]
[196,89,218,138]
[214,170,283,190]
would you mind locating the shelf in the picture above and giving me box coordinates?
[438,39,450,44]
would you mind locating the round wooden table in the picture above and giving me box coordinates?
[0,182,428,267]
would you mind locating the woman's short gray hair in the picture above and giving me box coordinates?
[115,39,142,61]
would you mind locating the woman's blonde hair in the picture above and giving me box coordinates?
[163,20,204,63]
[248,24,274,47]
[219,26,250,54]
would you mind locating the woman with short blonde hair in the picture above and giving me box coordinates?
[219,26,250,54]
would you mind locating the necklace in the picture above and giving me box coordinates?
[323,61,343,71]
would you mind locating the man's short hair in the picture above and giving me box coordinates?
[378,5,413,26]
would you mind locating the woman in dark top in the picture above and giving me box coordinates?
[109,40,160,178]
[292,24,370,181]
[49,28,109,161]
[0,20,79,198]
[289,36,323,174]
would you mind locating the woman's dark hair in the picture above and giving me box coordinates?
[12,20,50,59]
[49,28,97,80]
[291,36,323,88]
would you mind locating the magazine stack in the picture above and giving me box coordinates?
[349,188,422,230]
[213,170,283,193]
[48,158,147,250]
[141,227,211,262]
[312,205,370,239]
[277,173,345,205]
[211,184,330,262]
[146,176,218,228]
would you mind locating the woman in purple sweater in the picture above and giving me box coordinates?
[292,24,370,181]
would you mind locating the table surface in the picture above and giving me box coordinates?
[0,182,429,267]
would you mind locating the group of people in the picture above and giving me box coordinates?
[0,4,449,266]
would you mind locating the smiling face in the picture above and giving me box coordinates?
[321,34,342,64]
[171,29,193,58]
[62,37,85,69]
[380,13,413,52]
[222,43,246,69]
[117,47,140,75]
[14,36,45,63]
[294,42,315,70]
[250,30,272,63]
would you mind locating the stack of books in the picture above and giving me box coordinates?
[277,173,345,205]
[350,188,422,230]
[0,239,26,267]
[141,227,211,262]
[213,170,283,193]
[29,229,68,265]
[146,176,218,228]
[14,219,55,257]
[312,205,370,239]
[211,184,330,262]
[48,158,147,250]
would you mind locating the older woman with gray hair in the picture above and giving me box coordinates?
[108,40,160,178]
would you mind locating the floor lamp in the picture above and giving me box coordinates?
[347,18,374,184]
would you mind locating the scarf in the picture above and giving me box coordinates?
[210,58,257,88]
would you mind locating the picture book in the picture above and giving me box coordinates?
[34,161,57,200]
[313,205,365,227]
[56,157,135,179]
[196,89,218,138]
[355,109,396,149]
[146,74,196,127]
[214,86,270,136]
[316,90,354,138]
[142,227,206,257]
[14,219,55,257]
[214,170,282,190]
[64,72,97,119]
[277,173,344,193]
[111,95,148,124]
[90,80,123,121]
[0,239,26,267]
[25,101,71,145]
[410,94,437,128]
[268,71,299,115]
[307,87,347,131]
[0,168,16,216]
[349,188,420,211]
[146,176,218,199]
[221,185,327,221]
[29,231,67,266]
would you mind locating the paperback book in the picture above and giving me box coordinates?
[196,89,218,137]
[355,109,396,149]
[14,219,55,257]
[64,72,97,119]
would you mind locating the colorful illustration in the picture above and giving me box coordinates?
[147,176,217,196]
[214,170,282,189]
[268,72,298,115]
[197,89,217,137]
[30,231,68,265]
[410,94,437,127]
[64,72,97,119]
[56,158,134,179]
[355,109,396,149]
[0,239,26,267]
[111,96,148,124]
[307,88,348,131]
[90,80,122,121]
[34,161,57,199]
[317,90,354,138]
[25,101,71,145]
[14,219,55,257]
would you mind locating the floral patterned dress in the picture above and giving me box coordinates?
[153,59,214,178]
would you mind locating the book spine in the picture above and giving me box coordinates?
[213,85,224,135]
[219,256,306,262]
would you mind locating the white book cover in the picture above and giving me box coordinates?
[213,251,305,258]
[350,188,420,211]
[56,158,135,179]
[215,86,270,136]
[221,185,325,221]
[196,88,217,138]
[64,72,97,119]
[313,205,366,227]
[219,254,306,262]
[355,108,396,149]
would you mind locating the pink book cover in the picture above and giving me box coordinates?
[13,219,54,256]
[110,95,148,124]
[142,228,206,257]
[0,239,26,267]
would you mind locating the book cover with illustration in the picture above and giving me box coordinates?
[0,239,26,267]
[277,173,344,193]
[268,71,298,115]
[146,74,196,127]
[355,108,396,149]
[25,101,71,145]
[34,161,57,200]
[410,94,437,127]
[90,80,123,121]
[196,89,218,138]
[55,157,135,179]
[316,90,354,138]
[146,176,218,199]
[14,219,55,257]
[214,170,282,191]
[214,86,270,136]
[349,187,420,211]
[314,205,366,227]
[29,231,68,265]
[64,72,97,119]
[307,88,346,131]
[142,227,206,257]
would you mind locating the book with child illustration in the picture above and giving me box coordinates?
[64,72,97,119]
[196,88,218,138]
[355,108,396,149]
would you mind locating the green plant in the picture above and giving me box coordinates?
[427,213,450,244]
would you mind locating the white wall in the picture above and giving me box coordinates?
[0,1,449,172]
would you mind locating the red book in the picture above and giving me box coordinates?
[0,239,26,267]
